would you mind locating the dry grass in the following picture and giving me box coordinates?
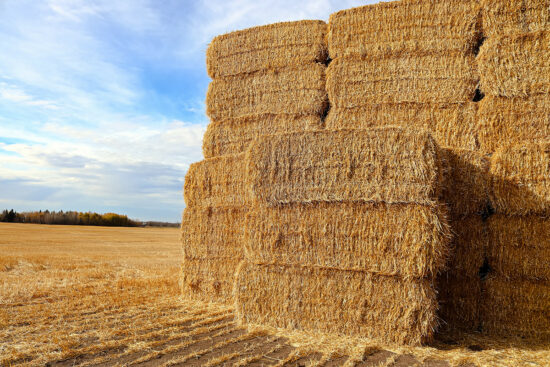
[481,0,550,37]
[1,223,549,366]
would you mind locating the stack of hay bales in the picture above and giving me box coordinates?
[235,127,452,345]
[326,0,482,150]
[181,21,328,303]
[476,0,550,339]
[484,143,550,338]
[326,0,488,333]
[203,20,327,157]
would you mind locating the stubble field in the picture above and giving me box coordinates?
[1,223,548,367]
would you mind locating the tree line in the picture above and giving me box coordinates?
[0,209,142,227]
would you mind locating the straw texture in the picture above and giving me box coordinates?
[202,114,322,158]
[328,0,481,58]
[482,0,550,37]
[487,215,550,280]
[181,206,246,259]
[184,153,251,208]
[489,141,550,215]
[182,257,242,304]
[247,127,443,206]
[325,103,479,151]
[478,31,550,98]
[206,64,327,121]
[244,202,451,279]
[477,95,550,153]
[327,55,478,105]
[437,276,481,332]
[482,277,550,338]
[440,149,489,217]
[234,262,438,346]
[206,20,327,78]
[446,215,487,278]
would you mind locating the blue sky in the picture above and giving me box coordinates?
[0,0,378,222]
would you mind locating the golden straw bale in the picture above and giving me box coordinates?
[440,149,489,217]
[325,103,479,151]
[437,275,481,332]
[244,202,451,279]
[181,206,246,259]
[477,95,550,154]
[328,0,481,59]
[446,215,487,278]
[206,64,327,121]
[202,114,322,158]
[487,215,550,280]
[234,262,438,345]
[184,153,251,208]
[246,127,443,206]
[182,257,242,304]
[326,55,478,105]
[207,20,327,78]
[482,277,550,339]
[489,141,550,215]
[477,31,550,98]
[482,0,550,38]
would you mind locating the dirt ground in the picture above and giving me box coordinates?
[1,223,548,366]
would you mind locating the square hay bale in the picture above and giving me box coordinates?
[234,262,438,345]
[181,206,247,259]
[206,20,327,78]
[437,275,481,333]
[489,141,550,215]
[246,127,443,206]
[446,215,487,278]
[328,0,481,59]
[482,0,550,38]
[481,277,550,339]
[440,148,490,217]
[182,257,242,304]
[184,153,251,208]
[206,64,327,121]
[325,103,479,151]
[326,55,478,105]
[477,95,550,154]
[478,31,550,98]
[202,114,322,158]
[244,202,451,279]
[487,215,550,280]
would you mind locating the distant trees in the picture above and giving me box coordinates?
[0,209,142,227]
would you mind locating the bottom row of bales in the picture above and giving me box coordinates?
[181,127,550,345]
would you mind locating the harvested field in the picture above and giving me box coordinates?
[325,103,479,151]
[482,277,550,339]
[477,31,550,98]
[2,223,549,366]
[481,0,550,37]
[477,95,550,153]
[206,20,327,78]
[489,141,550,215]
[206,64,327,121]
[328,0,481,58]
[245,202,451,278]
[487,215,550,280]
[235,262,438,346]
[202,114,322,158]
[183,153,251,208]
[326,55,478,105]
[440,149,489,217]
[247,127,443,206]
